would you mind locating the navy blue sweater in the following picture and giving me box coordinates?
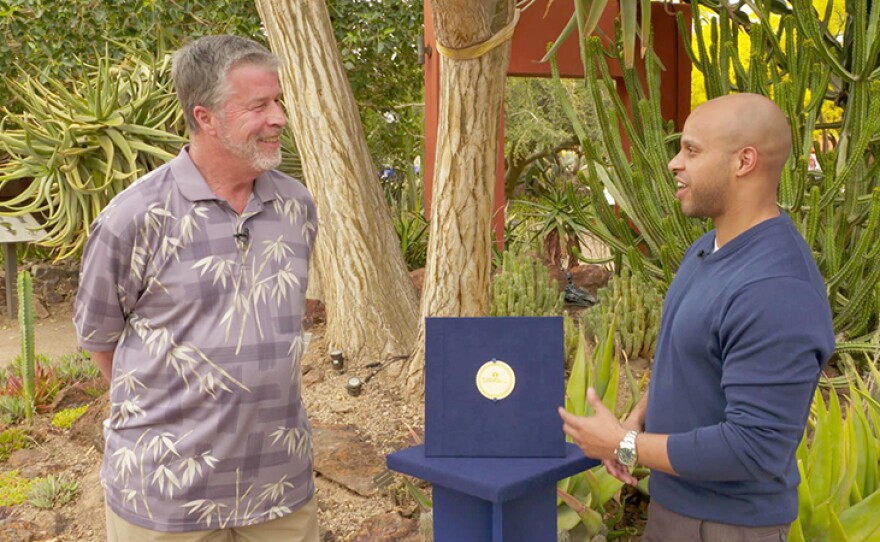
[645,213,834,525]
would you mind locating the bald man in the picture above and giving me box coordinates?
[559,94,834,540]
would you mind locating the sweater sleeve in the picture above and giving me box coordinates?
[666,277,834,482]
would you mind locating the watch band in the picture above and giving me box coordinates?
[615,429,639,467]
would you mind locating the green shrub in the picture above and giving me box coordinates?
[52,351,100,385]
[27,475,80,509]
[0,428,30,462]
[490,251,564,317]
[0,395,27,426]
[0,470,33,506]
[51,405,90,430]
[395,210,429,271]
[585,266,663,360]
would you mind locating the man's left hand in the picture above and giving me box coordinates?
[558,387,626,462]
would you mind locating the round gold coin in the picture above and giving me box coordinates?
[475,360,516,400]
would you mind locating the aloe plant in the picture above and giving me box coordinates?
[558,309,649,539]
[0,53,184,259]
[790,362,880,541]
[17,270,34,424]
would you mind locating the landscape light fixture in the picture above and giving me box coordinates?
[330,350,345,373]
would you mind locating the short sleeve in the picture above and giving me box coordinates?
[73,216,141,351]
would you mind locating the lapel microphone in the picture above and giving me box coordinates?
[234,227,250,244]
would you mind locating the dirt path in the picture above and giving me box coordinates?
[0,304,79,369]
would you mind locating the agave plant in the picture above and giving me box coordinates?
[791,359,880,541]
[558,309,650,539]
[0,53,184,259]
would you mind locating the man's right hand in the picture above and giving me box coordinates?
[604,394,647,487]
[603,457,638,486]
[604,414,642,486]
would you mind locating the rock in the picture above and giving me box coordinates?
[29,262,79,308]
[6,448,44,468]
[303,368,325,386]
[0,521,35,542]
[547,263,611,296]
[49,383,99,411]
[19,464,50,479]
[69,393,109,451]
[32,297,50,319]
[312,424,385,497]
[329,403,353,414]
[349,512,420,542]
[567,264,611,294]
[32,510,64,537]
[409,268,425,298]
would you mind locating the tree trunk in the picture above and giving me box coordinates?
[398,0,515,396]
[256,0,419,360]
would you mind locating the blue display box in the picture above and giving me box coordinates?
[387,317,593,542]
[425,317,565,458]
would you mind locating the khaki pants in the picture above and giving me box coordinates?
[642,499,789,542]
[105,497,319,542]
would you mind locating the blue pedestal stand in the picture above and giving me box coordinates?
[387,444,597,542]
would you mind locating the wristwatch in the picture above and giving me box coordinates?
[615,430,639,467]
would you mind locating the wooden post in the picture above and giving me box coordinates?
[4,243,16,318]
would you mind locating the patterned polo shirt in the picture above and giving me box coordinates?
[74,147,318,532]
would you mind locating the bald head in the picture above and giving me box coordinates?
[690,93,792,181]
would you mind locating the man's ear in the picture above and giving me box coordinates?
[736,146,759,176]
[193,105,217,136]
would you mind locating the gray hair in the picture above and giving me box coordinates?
[172,35,279,133]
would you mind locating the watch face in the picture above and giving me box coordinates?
[617,447,636,466]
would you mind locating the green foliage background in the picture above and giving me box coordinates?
[0,0,424,174]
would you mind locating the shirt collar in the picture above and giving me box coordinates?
[170,146,280,204]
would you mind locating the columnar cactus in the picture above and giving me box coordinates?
[17,270,35,424]
[551,4,880,347]
[490,251,564,317]
[585,266,662,360]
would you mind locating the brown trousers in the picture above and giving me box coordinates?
[105,496,319,542]
[642,499,790,542]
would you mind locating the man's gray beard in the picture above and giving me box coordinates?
[219,132,282,173]
[249,147,282,172]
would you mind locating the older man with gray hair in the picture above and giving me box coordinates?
[74,35,319,541]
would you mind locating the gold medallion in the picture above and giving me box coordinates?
[475,360,516,400]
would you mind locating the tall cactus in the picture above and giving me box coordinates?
[550,3,880,347]
[17,270,35,424]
